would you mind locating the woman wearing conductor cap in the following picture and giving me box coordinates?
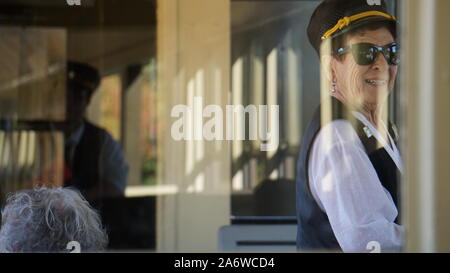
[296,0,404,252]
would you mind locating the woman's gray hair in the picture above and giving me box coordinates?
[0,187,108,253]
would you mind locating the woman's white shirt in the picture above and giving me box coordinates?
[308,112,404,252]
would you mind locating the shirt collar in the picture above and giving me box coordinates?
[66,121,85,146]
[351,111,404,174]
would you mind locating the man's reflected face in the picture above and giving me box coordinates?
[66,85,91,124]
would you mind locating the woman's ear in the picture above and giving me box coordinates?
[320,54,337,83]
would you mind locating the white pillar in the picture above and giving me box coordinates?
[403,0,450,252]
[157,0,231,252]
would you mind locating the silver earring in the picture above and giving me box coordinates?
[331,82,337,93]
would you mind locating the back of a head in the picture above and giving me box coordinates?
[0,187,108,253]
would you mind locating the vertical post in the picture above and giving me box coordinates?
[403,0,450,252]
[157,0,231,251]
[432,0,450,252]
[122,64,142,186]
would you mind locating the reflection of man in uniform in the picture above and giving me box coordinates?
[63,61,128,202]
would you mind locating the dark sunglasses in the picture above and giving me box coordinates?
[336,43,399,66]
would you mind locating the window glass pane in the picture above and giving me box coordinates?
[0,0,157,252]
[231,1,320,220]
[5,0,446,254]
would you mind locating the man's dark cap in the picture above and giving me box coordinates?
[307,0,397,55]
[67,61,100,94]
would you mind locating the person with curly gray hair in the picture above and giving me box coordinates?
[0,187,108,253]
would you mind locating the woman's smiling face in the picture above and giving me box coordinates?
[332,27,398,109]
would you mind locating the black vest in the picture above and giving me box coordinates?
[295,98,401,251]
[64,121,104,198]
